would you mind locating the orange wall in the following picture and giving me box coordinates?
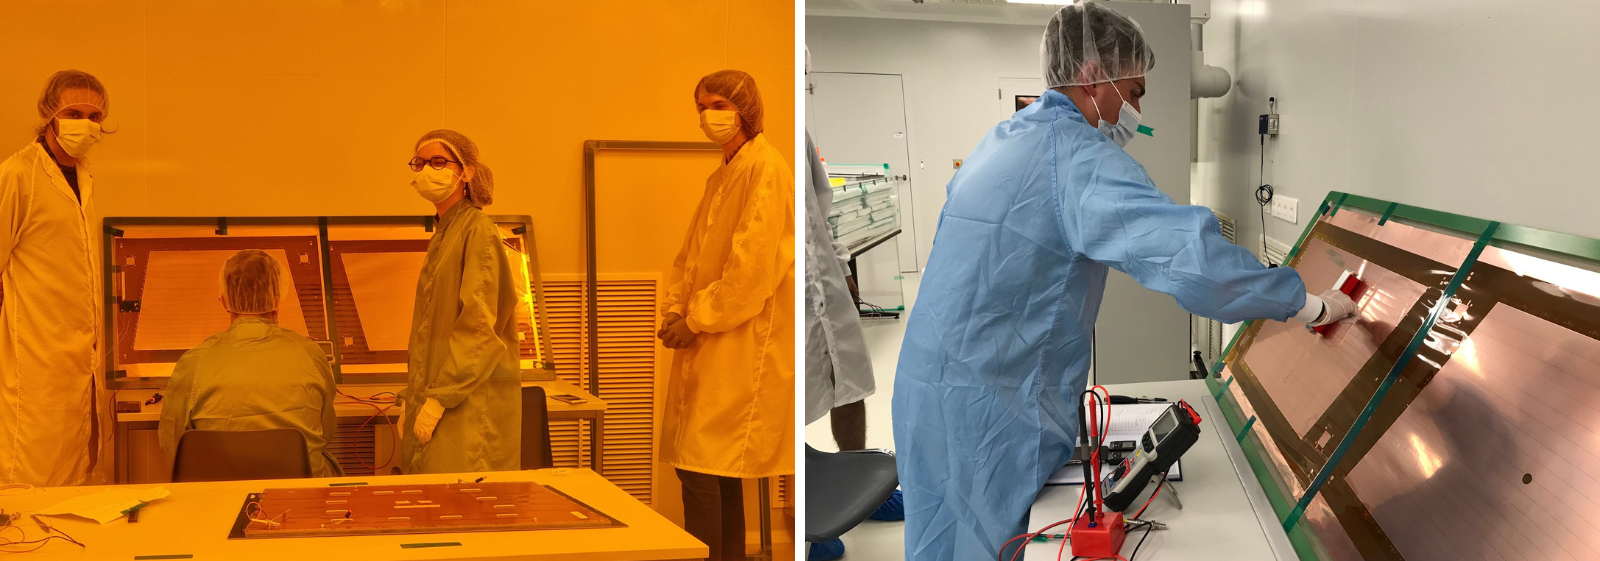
[0,0,795,278]
[0,0,795,541]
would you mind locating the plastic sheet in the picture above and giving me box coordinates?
[135,249,312,350]
[340,252,426,352]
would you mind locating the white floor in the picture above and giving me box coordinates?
[804,273,920,559]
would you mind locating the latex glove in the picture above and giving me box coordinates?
[1308,289,1357,328]
[414,398,444,444]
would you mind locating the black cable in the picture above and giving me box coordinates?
[1128,522,1156,561]
[1255,134,1275,267]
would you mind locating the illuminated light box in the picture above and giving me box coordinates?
[106,217,553,385]
[339,251,425,352]
[135,249,313,350]
[1209,193,1600,560]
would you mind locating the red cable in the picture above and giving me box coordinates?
[1132,471,1169,520]
[1088,394,1105,514]
[1056,483,1089,560]
[335,392,400,471]
[1003,517,1076,561]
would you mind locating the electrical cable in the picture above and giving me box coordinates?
[1255,134,1275,267]
[1131,471,1169,520]
[1127,521,1157,561]
[335,391,401,471]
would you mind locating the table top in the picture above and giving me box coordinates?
[0,469,704,561]
[114,379,605,423]
[1024,379,1295,561]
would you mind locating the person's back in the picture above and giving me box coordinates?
[160,318,342,478]
[158,249,342,479]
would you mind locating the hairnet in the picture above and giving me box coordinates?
[1041,1,1155,88]
[36,69,110,135]
[415,129,495,208]
[220,249,282,315]
[695,70,764,138]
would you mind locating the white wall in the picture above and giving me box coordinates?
[1196,0,1600,255]
[806,16,1046,265]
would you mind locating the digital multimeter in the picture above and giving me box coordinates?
[1102,401,1203,513]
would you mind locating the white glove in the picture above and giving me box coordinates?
[1308,289,1357,328]
[414,398,445,444]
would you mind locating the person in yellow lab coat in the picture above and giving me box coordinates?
[159,250,343,478]
[658,70,795,561]
[0,70,114,487]
[399,129,522,474]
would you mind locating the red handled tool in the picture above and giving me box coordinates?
[1310,270,1363,338]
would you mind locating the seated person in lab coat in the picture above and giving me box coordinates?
[158,249,343,478]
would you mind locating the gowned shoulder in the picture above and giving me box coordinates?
[170,332,225,374]
[0,146,42,188]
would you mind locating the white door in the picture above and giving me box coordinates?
[806,72,919,274]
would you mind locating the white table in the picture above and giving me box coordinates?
[0,469,704,560]
[1024,380,1295,560]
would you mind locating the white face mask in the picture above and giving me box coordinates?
[700,110,740,145]
[411,166,460,203]
[55,118,103,158]
[1091,83,1153,148]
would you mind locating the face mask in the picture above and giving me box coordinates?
[1091,83,1154,148]
[700,110,740,145]
[411,166,460,203]
[55,118,103,158]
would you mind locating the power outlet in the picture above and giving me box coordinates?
[1270,195,1298,224]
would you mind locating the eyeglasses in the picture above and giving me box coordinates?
[409,156,461,172]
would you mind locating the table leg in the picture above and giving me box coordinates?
[115,421,128,484]
[590,413,604,474]
[755,477,772,561]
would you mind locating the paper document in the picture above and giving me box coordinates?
[1044,402,1185,486]
[38,486,170,524]
[1046,458,1182,485]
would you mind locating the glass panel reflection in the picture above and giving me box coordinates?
[1347,305,1600,561]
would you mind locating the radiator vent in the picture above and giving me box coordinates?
[330,421,380,475]
[1214,211,1236,244]
[544,278,658,504]
[1193,210,1238,370]
[1264,237,1291,266]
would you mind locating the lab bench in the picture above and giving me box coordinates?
[113,379,605,484]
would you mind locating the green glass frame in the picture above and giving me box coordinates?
[1203,191,1600,559]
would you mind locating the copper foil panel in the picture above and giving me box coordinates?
[1302,492,1364,561]
[340,252,426,352]
[1345,305,1600,561]
[134,249,311,350]
[1323,209,1475,269]
[1243,239,1427,437]
[1479,245,1600,304]
[238,481,622,538]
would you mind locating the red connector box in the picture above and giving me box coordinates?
[1070,510,1127,558]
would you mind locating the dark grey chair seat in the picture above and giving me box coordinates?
[172,428,312,482]
[805,445,898,544]
[521,385,554,470]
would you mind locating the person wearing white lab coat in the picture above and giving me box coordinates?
[803,131,875,440]
[0,70,114,487]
